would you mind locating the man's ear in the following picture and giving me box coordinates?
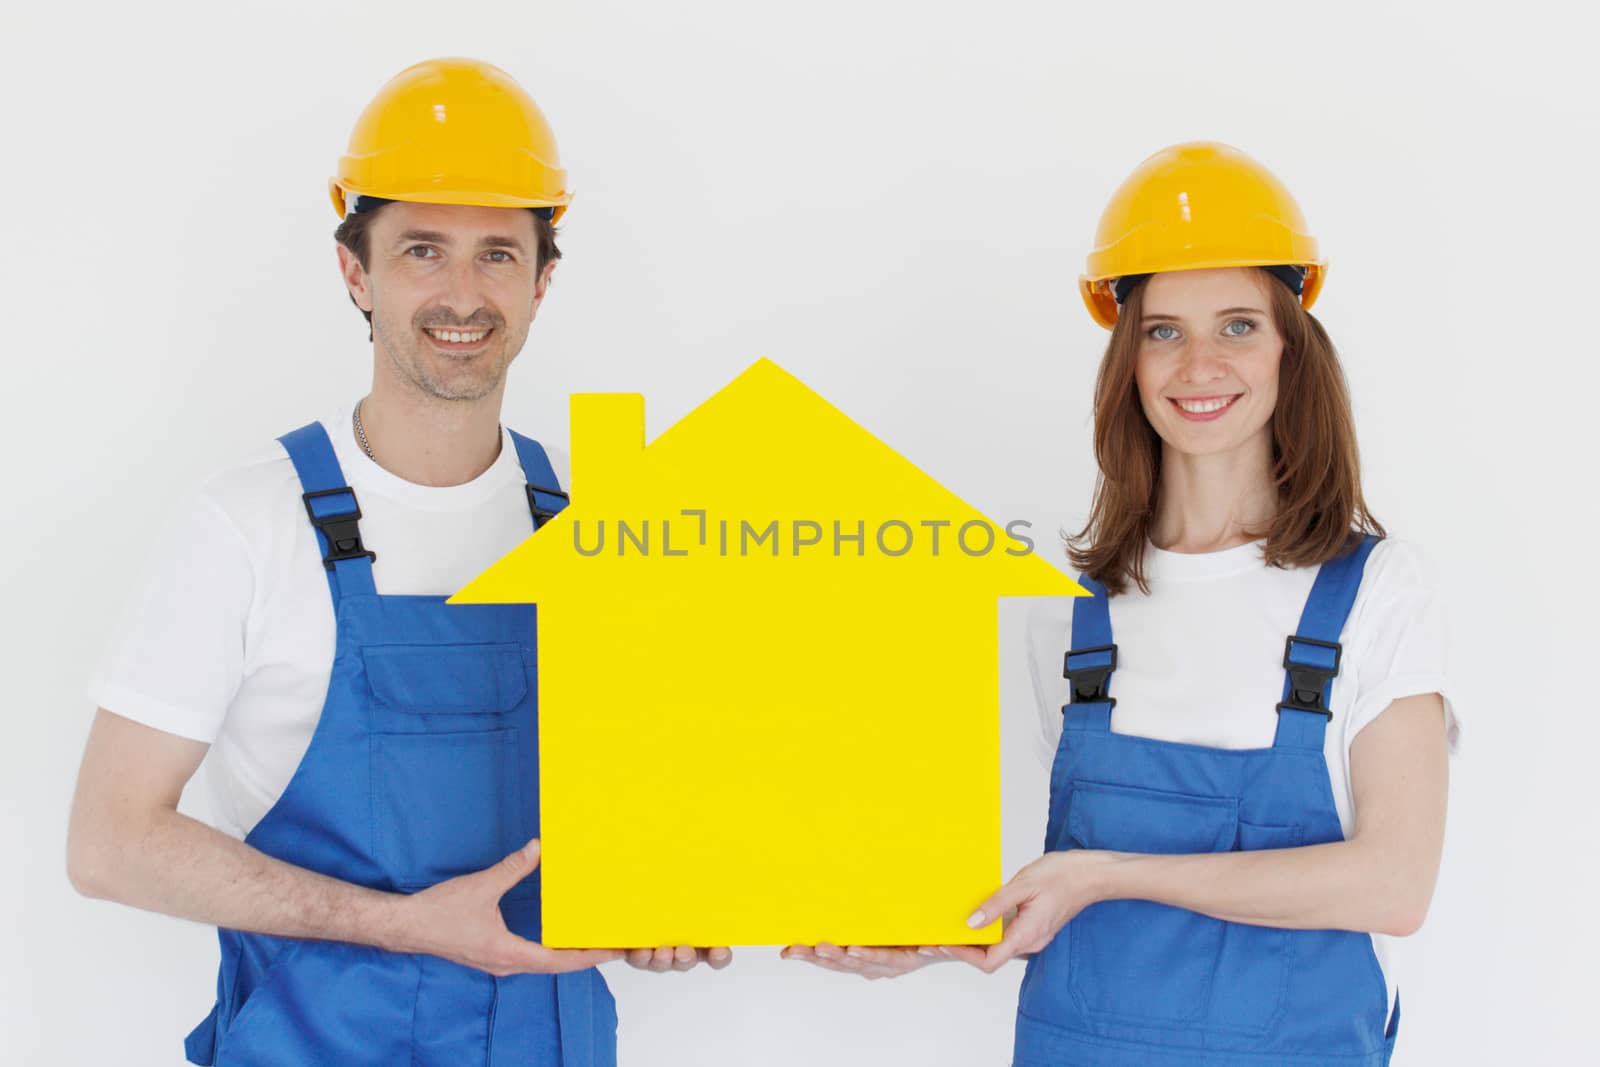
[336,244,374,313]
[531,259,558,316]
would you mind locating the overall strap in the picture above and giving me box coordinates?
[278,422,377,604]
[1273,533,1382,751]
[554,971,601,1067]
[1062,573,1116,734]
[1385,990,1402,1054]
[507,430,570,529]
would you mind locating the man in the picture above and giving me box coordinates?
[67,57,728,1066]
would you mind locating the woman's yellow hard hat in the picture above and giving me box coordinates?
[1080,141,1325,329]
[330,57,573,221]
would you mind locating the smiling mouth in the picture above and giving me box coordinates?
[421,326,494,352]
[1169,394,1241,421]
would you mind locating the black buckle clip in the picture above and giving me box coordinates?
[1064,643,1118,706]
[526,483,570,529]
[302,487,377,570]
[1277,635,1341,719]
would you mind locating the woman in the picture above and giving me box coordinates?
[786,142,1458,1066]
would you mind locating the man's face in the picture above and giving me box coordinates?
[338,201,554,402]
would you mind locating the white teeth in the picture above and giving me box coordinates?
[426,328,487,343]
[1175,397,1234,414]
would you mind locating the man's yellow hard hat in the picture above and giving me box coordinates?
[330,57,573,221]
[1080,141,1325,329]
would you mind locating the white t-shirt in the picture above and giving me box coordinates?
[87,405,570,841]
[1024,536,1461,1024]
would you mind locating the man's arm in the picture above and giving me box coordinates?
[67,707,399,942]
[67,707,619,976]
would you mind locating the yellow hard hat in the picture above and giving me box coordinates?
[1079,141,1325,329]
[330,57,573,221]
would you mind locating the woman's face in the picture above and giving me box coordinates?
[1133,267,1284,461]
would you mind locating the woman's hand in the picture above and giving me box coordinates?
[945,849,1115,974]
[623,945,733,972]
[779,851,1114,979]
[780,942,946,980]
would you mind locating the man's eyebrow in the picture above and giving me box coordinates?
[392,230,526,253]
[478,235,527,253]
[395,229,450,245]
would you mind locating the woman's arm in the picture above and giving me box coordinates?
[1102,692,1449,932]
[953,693,1449,972]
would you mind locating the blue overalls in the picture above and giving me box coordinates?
[183,422,616,1067]
[1014,535,1401,1066]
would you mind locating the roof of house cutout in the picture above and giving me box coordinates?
[453,357,1086,947]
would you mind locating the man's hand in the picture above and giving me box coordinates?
[387,839,623,977]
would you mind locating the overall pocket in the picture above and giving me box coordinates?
[364,643,532,890]
[1064,781,1237,1027]
[1206,819,1303,1034]
[214,940,418,1066]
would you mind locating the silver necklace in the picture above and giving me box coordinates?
[354,399,504,463]
[354,399,375,460]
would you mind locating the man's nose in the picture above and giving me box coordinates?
[435,257,488,321]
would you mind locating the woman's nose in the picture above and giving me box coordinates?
[1178,338,1228,383]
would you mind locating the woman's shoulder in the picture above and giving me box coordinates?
[1259,535,1437,603]
[1340,535,1450,659]
[1359,535,1433,581]
[1340,536,1462,750]
[1348,535,1440,613]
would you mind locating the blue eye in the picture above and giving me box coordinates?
[484,250,513,263]
[1148,323,1180,341]
[406,245,438,259]
[1223,318,1255,337]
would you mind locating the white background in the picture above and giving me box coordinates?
[4,1,1596,1063]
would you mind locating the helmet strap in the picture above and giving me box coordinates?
[347,194,554,222]
[1112,264,1306,306]
[349,194,394,216]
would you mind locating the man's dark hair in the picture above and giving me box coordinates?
[333,202,563,336]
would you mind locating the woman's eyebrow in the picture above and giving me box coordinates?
[1141,306,1267,323]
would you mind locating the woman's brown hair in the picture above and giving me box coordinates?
[1066,269,1384,595]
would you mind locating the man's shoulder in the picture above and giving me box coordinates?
[197,435,301,501]
[187,420,344,543]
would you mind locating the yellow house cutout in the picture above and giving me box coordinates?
[452,358,1086,948]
